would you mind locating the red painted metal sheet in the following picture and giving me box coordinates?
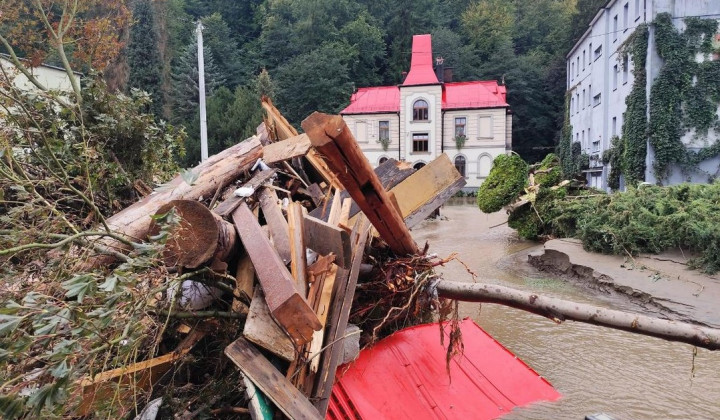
[443,81,509,109]
[402,34,440,86]
[341,86,400,114]
[327,318,560,420]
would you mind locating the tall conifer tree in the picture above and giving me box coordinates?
[127,0,164,118]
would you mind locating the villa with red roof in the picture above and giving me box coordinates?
[340,34,512,189]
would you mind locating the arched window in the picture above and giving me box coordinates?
[479,154,493,178]
[413,162,426,170]
[454,155,466,178]
[379,156,389,165]
[413,100,429,121]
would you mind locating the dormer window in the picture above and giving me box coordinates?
[413,100,429,121]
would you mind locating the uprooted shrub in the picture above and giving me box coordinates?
[476,154,528,213]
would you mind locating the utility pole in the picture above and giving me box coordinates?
[196,21,208,162]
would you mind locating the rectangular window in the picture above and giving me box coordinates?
[582,130,585,148]
[577,57,580,75]
[355,121,367,142]
[588,127,591,150]
[576,93,580,113]
[613,64,618,89]
[571,62,575,80]
[593,93,601,106]
[478,116,492,138]
[378,120,389,143]
[583,50,586,70]
[412,133,429,152]
[635,0,641,18]
[623,55,629,83]
[582,89,585,109]
[612,117,617,136]
[454,117,466,137]
[613,15,618,41]
[594,44,602,60]
[623,3,629,30]
[571,97,574,114]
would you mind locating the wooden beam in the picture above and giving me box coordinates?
[257,187,292,265]
[243,286,296,362]
[312,216,373,415]
[261,97,342,190]
[308,158,415,222]
[263,134,311,164]
[213,168,278,218]
[287,202,308,297]
[225,337,322,420]
[303,215,351,269]
[302,112,418,256]
[233,250,255,312]
[232,203,321,346]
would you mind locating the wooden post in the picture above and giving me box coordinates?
[232,203,321,346]
[287,201,308,297]
[302,112,418,256]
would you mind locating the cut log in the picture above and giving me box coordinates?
[263,134,311,164]
[88,136,262,267]
[435,281,720,351]
[303,215,351,269]
[257,187,292,265]
[225,337,322,420]
[302,112,418,256]
[243,286,296,362]
[150,200,236,269]
[232,203,321,346]
[313,216,372,414]
[287,201,308,297]
[213,168,278,218]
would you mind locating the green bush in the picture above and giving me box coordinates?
[476,154,528,213]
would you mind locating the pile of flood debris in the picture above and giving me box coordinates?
[76,98,466,418]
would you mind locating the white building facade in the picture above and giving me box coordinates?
[567,0,720,190]
[0,55,75,93]
[342,34,512,190]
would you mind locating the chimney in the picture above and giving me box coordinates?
[443,67,453,83]
[434,56,445,83]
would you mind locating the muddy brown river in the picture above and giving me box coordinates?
[411,200,720,419]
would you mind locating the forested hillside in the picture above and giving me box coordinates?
[24,0,610,165]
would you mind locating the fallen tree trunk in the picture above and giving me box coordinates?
[436,280,720,351]
[86,136,262,267]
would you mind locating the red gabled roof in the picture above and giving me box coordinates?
[327,319,560,420]
[402,34,439,86]
[341,86,400,114]
[443,81,508,109]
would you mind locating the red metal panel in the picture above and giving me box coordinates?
[402,34,440,86]
[328,319,560,420]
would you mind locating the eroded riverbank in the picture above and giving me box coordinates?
[411,201,720,419]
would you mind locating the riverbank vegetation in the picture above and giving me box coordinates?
[477,154,720,274]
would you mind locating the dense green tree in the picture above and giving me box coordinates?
[127,0,164,117]
[461,0,515,61]
[201,13,244,88]
[274,43,354,125]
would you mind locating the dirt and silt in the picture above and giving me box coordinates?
[411,198,720,419]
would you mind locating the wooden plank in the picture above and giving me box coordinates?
[263,134,311,164]
[225,337,322,420]
[213,168,278,218]
[243,286,295,362]
[287,202,308,297]
[386,153,465,228]
[257,187,291,265]
[305,183,325,207]
[261,97,342,190]
[303,215,351,269]
[78,326,206,415]
[302,113,417,256]
[308,158,415,221]
[232,203,321,346]
[313,216,373,414]
[233,251,255,312]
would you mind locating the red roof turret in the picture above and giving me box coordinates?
[402,34,440,86]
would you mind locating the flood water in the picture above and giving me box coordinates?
[411,200,720,419]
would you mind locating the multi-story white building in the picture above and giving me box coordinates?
[341,34,512,190]
[567,0,720,190]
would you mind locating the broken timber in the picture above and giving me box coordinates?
[231,202,321,346]
[225,337,322,420]
[302,112,418,256]
[243,286,296,362]
[213,168,278,218]
[262,134,311,164]
[303,214,351,268]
